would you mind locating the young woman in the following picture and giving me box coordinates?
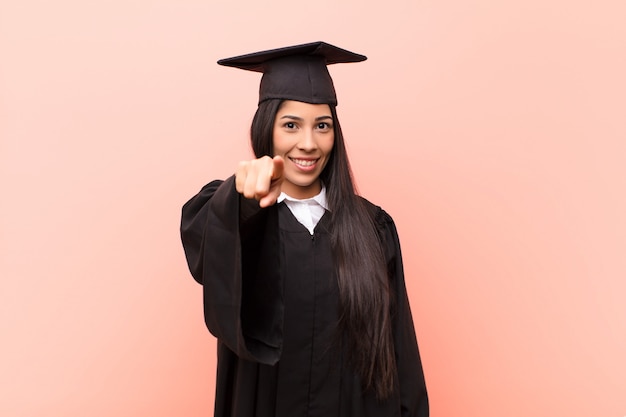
[181,41,428,417]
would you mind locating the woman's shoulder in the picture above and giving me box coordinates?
[356,195,395,228]
[355,196,402,265]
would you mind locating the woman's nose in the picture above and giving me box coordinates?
[297,129,317,151]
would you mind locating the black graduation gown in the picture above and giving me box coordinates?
[180,176,428,417]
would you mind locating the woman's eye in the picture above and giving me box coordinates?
[317,122,331,130]
[284,122,296,129]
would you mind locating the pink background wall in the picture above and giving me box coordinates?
[1,0,624,416]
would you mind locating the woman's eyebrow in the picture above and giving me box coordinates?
[279,115,333,121]
[279,115,303,121]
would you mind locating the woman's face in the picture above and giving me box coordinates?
[272,100,335,199]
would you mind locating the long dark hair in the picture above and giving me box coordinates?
[251,99,396,400]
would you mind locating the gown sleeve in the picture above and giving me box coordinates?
[375,208,429,417]
[180,176,283,365]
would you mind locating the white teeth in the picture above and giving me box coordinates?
[291,158,317,167]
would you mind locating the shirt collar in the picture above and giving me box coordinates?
[277,185,329,210]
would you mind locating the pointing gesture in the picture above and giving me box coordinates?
[235,155,284,208]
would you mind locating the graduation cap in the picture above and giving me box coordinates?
[217,41,367,106]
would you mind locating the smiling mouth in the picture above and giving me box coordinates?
[290,158,319,167]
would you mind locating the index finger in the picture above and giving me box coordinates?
[270,155,284,180]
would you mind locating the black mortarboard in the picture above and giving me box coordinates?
[217,41,367,106]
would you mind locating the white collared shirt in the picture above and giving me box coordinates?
[277,187,329,235]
